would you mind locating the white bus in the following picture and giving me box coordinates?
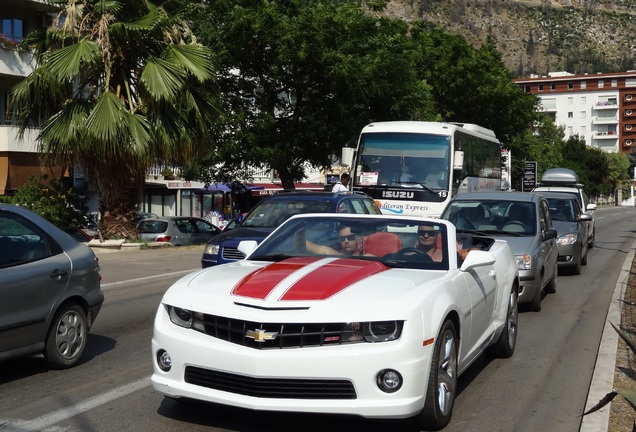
[344,121,503,217]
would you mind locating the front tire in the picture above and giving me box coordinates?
[490,284,518,358]
[44,304,88,369]
[414,320,458,430]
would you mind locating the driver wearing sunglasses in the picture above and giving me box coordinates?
[414,226,443,262]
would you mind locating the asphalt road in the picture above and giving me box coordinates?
[0,206,634,432]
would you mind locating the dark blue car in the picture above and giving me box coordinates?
[201,191,381,267]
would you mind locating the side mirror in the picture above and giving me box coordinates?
[460,250,496,272]
[237,240,259,258]
[580,214,593,221]
[543,229,558,241]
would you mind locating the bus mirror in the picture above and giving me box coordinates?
[453,150,464,171]
[341,147,355,168]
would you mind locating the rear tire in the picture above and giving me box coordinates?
[414,320,458,430]
[44,304,87,369]
[491,284,518,358]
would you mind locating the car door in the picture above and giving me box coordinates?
[0,212,72,353]
[538,198,558,284]
[459,262,498,365]
[192,219,220,245]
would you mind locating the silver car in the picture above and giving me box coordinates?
[0,204,104,369]
[137,216,221,246]
[541,192,592,275]
[441,191,558,311]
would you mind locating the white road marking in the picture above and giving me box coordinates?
[0,377,150,431]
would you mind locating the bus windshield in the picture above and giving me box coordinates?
[355,132,451,190]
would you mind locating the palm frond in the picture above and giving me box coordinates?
[611,322,636,355]
[166,45,215,82]
[44,40,100,80]
[85,90,127,143]
[140,56,186,101]
[582,391,618,416]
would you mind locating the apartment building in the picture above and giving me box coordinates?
[514,71,636,154]
[0,0,61,196]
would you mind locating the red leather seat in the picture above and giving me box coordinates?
[364,232,402,256]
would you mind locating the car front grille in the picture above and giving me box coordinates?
[193,314,363,349]
[184,366,357,399]
[221,247,245,261]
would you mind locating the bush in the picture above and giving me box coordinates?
[11,175,87,234]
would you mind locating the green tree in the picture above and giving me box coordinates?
[561,134,608,196]
[12,175,86,234]
[9,0,217,238]
[508,114,564,190]
[185,0,437,189]
[605,152,631,200]
[409,26,538,146]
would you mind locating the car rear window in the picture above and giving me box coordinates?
[243,200,332,228]
[137,220,168,233]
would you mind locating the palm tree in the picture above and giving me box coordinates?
[10,0,217,238]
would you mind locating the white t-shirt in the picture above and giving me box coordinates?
[332,182,349,192]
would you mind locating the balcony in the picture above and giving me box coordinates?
[593,131,619,140]
[592,116,618,125]
[0,46,35,78]
[593,101,618,110]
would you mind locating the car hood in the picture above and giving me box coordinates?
[162,257,448,321]
[552,220,581,235]
[210,226,274,243]
[485,234,540,256]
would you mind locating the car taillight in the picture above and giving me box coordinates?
[156,236,171,242]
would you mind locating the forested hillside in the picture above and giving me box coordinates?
[384,0,636,77]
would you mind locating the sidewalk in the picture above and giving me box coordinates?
[580,238,635,431]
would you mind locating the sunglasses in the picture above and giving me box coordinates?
[418,230,439,237]
[338,234,358,242]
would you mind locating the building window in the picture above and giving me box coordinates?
[538,84,544,91]
[598,80,604,88]
[568,97,573,105]
[550,83,556,91]
[524,85,530,93]
[581,81,587,89]
[627,94,633,101]
[580,111,586,118]
[1,18,24,41]
[627,110,633,116]
[568,82,574,89]
[611,80,618,87]
[567,126,573,135]
[581,96,586,104]
[581,126,586,136]
[627,125,633,131]
[568,112,573,118]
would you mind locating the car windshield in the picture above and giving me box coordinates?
[241,200,332,228]
[248,215,451,270]
[546,197,576,222]
[442,200,536,235]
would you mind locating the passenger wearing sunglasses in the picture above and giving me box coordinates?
[300,224,375,256]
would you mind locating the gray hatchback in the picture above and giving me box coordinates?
[441,191,558,311]
[0,204,104,369]
[137,216,221,246]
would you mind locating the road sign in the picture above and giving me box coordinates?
[523,161,537,192]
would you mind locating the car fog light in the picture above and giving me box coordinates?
[376,369,402,393]
[157,349,172,372]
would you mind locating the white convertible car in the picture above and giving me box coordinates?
[152,214,519,430]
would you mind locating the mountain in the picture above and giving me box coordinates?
[384,0,636,77]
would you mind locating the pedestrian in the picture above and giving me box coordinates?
[332,173,350,193]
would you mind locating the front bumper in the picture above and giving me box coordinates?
[517,269,541,303]
[151,308,431,420]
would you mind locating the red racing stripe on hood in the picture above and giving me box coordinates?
[231,257,323,299]
[231,257,389,301]
[281,258,389,300]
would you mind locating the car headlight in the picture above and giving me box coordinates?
[168,306,193,328]
[204,243,220,255]
[514,254,532,270]
[557,233,577,246]
[343,321,403,343]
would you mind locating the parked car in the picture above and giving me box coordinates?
[134,211,158,226]
[152,214,519,430]
[137,216,221,246]
[201,191,382,267]
[440,191,558,311]
[533,167,596,248]
[541,191,592,275]
[0,203,104,369]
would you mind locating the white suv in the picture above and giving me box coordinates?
[533,168,597,248]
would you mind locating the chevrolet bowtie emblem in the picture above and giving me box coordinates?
[245,329,278,342]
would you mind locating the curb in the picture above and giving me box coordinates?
[580,238,635,431]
